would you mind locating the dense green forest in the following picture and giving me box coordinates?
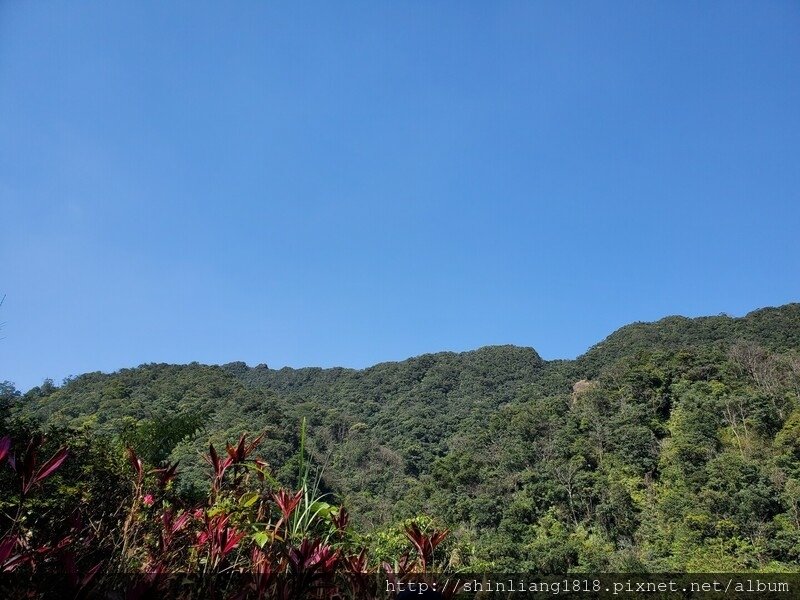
[3,304,800,574]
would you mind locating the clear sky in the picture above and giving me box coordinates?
[1,2,799,392]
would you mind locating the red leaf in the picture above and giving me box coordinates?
[151,461,179,489]
[245,432,266,457]
[224,432,265,464]
[80,561,103,589]
[196,531,210,547]
[126,447,144,483]
[0,436,10,465]
[1,553,27,572]
[403,522,448,570]
[171,511,191,534]
[205,442,232,478]
[21,437,42,484]
[32,447,69,486]
[21,445,68,494]
[273,489,303,521]
[331,506,349,532]
[206,443,220,472]
[236,434,246,459]
[0,535,28,572]
[0,536,17,566]
[225,440,238,462]
[221,528,246,556]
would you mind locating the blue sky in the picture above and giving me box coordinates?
[1,2,799,391]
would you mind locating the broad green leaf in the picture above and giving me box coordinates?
[252,531,269,548]
[239,491,259,507]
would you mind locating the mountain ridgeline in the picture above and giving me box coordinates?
[6,304,800,571]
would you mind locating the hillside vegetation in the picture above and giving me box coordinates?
[4,303,800,572]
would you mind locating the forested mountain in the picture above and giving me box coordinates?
[4,303,800,572]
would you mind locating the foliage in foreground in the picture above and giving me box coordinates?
[0,423,451,599]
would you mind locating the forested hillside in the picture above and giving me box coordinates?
[4,304,800,572]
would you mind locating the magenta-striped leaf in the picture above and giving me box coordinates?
[0,436,10,465]
[25,447,69,492]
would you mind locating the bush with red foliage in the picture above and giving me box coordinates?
[0,430,453,599]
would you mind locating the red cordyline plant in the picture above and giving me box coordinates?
[203,432,265,498]
[159,509,191,553]
[7,435,69,497]
[204,442,234,496]
[226,432,266,465]
[380,520,455,600]
[273,488,303,540]
[110,430,380,598]
[196,513,247,571]
[403,522,449,572]
[285,537,340,598]
[152,460,180,489]
[1,434,69,528]
[0,432,101,596]
[2,426,456,599]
